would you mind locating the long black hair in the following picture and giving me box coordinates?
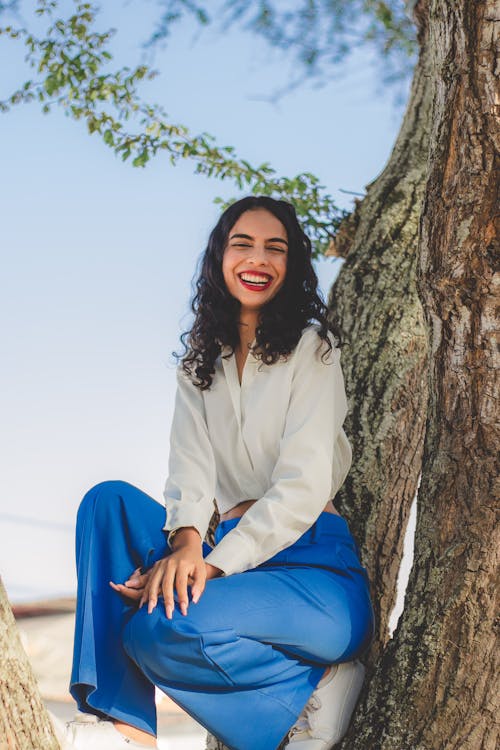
[173,195,342,390]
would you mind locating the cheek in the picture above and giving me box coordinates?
[221,257,237,290]
[277,258,288,279]
[221,255,231,278]
[222,249,236,272]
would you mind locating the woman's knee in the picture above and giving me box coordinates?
[122,606,237,691]
[123,602,215,661]
[78,479,140,521]
[122,606,183,669]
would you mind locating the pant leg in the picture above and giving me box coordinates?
[70,481,372,749]
[121,563,370,750]
[121,513,374,750]
[69,479,209,737]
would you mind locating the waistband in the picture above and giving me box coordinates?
[215,510,354,543]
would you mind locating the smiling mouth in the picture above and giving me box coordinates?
[238,274,273,291]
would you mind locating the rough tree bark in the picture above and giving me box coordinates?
[207,1,497,748]
[327,5,431,661]
[0,578,60,749]
[344,1,499,747]
[205,4,434,748]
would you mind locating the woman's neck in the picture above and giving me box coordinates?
[237,311,258,352]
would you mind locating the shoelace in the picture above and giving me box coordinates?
[287,693,322,740]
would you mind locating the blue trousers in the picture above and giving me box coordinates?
[69,481,375,750]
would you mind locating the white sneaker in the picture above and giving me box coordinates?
[284,660,366,749]
[64,711,157,749]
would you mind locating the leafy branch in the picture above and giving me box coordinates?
[142,0,417,103]
[0,0,348,256]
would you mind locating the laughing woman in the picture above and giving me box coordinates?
[65,196,375,750]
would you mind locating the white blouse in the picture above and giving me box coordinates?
[162,323,352,577]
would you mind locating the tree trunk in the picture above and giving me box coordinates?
[205,5,435,749]
[0,577,60,749]
[345,1,499,747]
[328,0,432,660]
[206,15,433,747]
[206,2,498,747]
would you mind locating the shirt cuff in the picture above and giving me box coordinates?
[203,533,255,577]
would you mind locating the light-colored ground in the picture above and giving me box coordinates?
[16,610,208,749]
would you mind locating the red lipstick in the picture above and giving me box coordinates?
[238,276,273,292]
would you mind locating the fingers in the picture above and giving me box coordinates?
[175,568,190,616]
[125,567,149,587]
[109,566,150,603]
[190,565,207,605]
[124,573,149,589]
[161,562,177,620]
[109,580,143,601]
[137,556,208,619]
[141,562,164,615]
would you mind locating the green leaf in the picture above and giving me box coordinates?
[132,150,149,167]
[44,75,58,95]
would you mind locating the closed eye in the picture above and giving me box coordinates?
[234,244,286,252]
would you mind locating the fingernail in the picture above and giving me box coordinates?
[192,595,199,604]
[166,606,173,619]
[181,604,187,616]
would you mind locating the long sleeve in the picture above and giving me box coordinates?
[204,328,351,576]
[162,364,217,547]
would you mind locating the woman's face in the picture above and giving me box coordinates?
[222,208,288,314]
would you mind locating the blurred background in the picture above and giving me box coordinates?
[1,1,415,745]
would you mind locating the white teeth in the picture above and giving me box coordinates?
[240,273,270,284]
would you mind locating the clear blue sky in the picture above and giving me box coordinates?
[0,1,409,602]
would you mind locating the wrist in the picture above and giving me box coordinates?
[169,526,202,551]
[205,562,224,579]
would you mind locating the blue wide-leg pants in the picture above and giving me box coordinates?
[69,480,375,750]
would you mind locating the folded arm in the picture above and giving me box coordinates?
[204,328,352,576]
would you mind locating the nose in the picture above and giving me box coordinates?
[246,243,269,265]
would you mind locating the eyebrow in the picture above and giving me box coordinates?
[229,233,288,247]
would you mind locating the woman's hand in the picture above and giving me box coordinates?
[109,567,151,603]
[110,560,222,609]
[109,528,224,617]
[139,541,206,618]
[137,528,224,619]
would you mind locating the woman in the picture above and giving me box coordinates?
[65,196,375,750]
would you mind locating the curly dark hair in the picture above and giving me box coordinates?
[173,195,342,390]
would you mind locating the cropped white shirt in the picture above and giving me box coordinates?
[162,323,352,577]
